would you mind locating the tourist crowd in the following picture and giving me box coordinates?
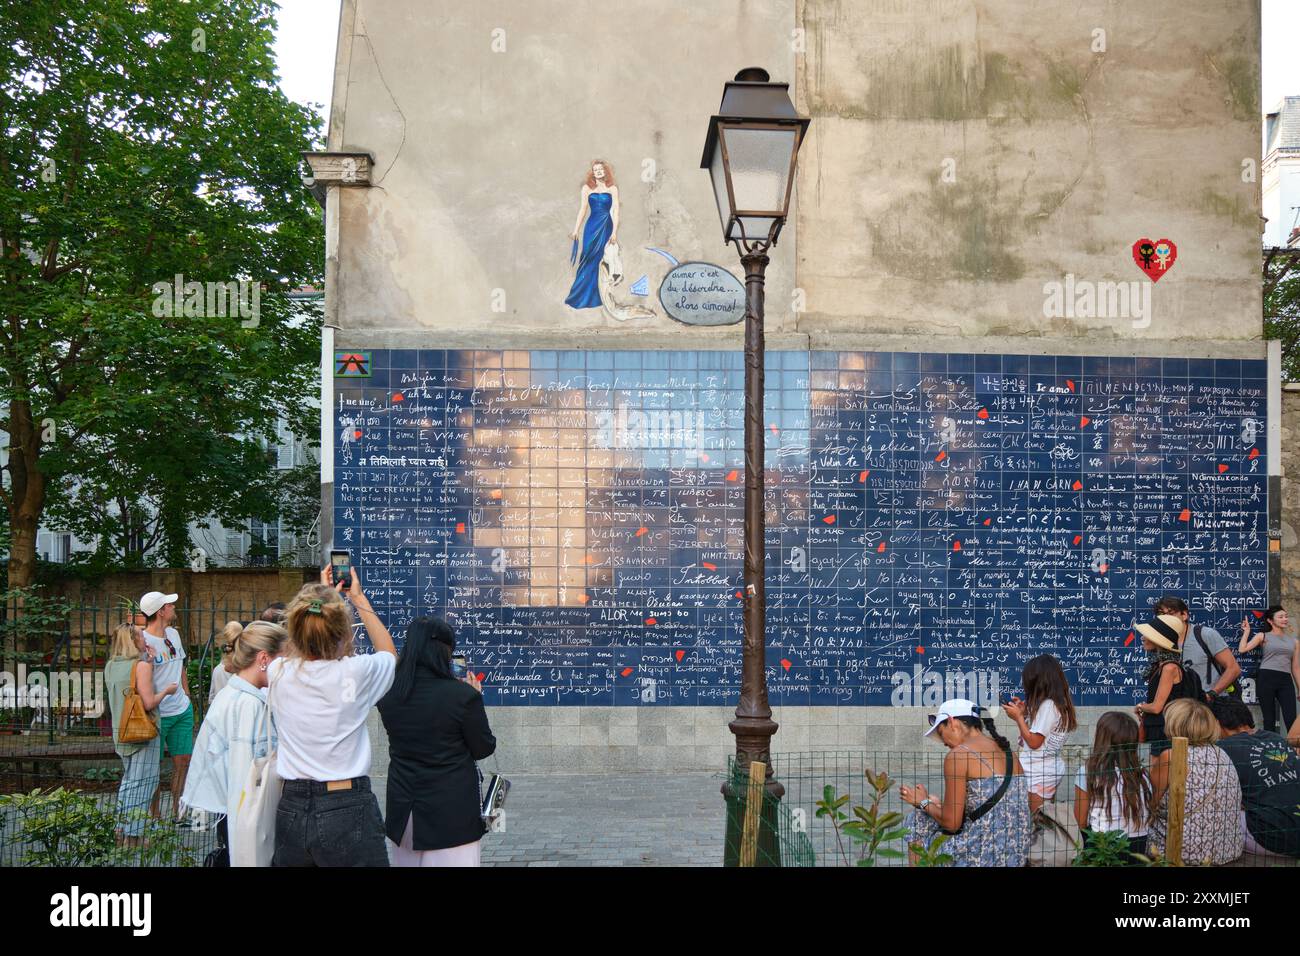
[103,582,1300,867]
[103,569,494,867]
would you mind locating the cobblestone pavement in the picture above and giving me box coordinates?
[375,772,726,866]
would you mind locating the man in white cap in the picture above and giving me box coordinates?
[139,591,192,822]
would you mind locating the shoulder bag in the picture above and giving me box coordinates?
[231,676,282,867]
[117,661,159,744]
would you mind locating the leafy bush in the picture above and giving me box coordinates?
[1072,828,1161,867]
[0,787,199,867]
[815,769,951,866]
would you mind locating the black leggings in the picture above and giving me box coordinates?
[1256,669,1298,735]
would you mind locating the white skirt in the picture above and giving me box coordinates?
[390,813,481,867]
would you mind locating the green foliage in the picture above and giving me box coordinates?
[0,585,71,658]
[908,832,955,867]
[0,0,324,580]
[814,769,912,867]
[1071,829,1168,866]
[1266,252,1300,381]
[0,786,200,866]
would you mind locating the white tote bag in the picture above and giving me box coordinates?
[232,677,282,867]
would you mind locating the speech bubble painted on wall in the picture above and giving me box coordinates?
[658,262,746,326]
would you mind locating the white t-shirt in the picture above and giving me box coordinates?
[1075,766,1150,837]
[143,627,190,718]
[267,652,396,781]
[1018,699,1068,797]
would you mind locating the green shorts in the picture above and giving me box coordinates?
[159,702,194,757]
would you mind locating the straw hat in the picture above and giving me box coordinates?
[1136,614,1186,651]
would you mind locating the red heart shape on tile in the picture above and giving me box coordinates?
[780,659,792,672]
[1178,508,1191,522]
[476,673,485,682]
[1072,480,1083,491]
[877,541,887,553]
[354,430,363,439]
[645,617,657,626]
[635,527,648,537]
[726,470,738,482]
[735,590,744,599]
[1249,448,1260,460]
[859,470,870,482]
[977,408,989,419]
[675,650,685,662]
[935,450,946,462]
[1132,237,1177,282]
[1124,632,1135,647]
[620,667,634,677]
[983,517,992,526]
[1073,534,1082,545]
[916,646,925,655]
[701,562,717,571]
[823,515,836,524]
[1218,464,1229,473]
[1066,379,1076,392]
[1080,416,1090,428]
[952,541,961,552]
[392,393,404,402]
[455,522,465,533]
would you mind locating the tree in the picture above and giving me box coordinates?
[1265,248,1300,381]
[0,0,323,587]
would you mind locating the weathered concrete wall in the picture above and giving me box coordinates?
[794,0,1262,348]
[329,0,795,343]
[328,0,1262,354]
[1278,386,1300,611]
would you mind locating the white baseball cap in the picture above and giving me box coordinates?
[139,591,178,617]
[924,698,980,737]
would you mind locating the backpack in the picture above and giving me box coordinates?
[1167,659,1204,704]
[1192,625,1243,701]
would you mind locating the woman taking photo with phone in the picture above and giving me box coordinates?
[378,616,496,866]
[269,567,397,867]
[1240,606,1300,735]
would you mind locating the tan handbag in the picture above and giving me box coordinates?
[118,661,159,744]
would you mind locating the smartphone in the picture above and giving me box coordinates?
[452,654,468,679]
[330,549,352,588]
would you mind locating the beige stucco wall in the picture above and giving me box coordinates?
[328,0,796,343]
[794,0,1262,347]
[327,0,1262,354]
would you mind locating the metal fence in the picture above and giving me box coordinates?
[0,600,273,748]
[763,746,1300,867]
[0,767,221,867]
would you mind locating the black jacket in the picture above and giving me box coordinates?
[377,673,496,851]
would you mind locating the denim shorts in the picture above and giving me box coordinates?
[272,777,390,867]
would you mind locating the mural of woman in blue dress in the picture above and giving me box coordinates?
[565,160,619,309]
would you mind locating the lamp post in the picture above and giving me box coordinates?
[701,67,809,864]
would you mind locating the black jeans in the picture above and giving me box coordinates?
[272,777,390,867]
[1256,669,1297,735]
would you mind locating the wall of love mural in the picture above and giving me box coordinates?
[332,348,1268,707]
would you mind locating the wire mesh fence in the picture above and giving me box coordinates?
[761,745,1300,867]
[0,599,273,751]
[722,757,816,867]
[0,767,221,867]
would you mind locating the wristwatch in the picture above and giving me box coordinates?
[918,797,933,811]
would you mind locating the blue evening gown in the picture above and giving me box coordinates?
[565,192,613,309]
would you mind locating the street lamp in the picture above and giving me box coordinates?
[701,67,808,864]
